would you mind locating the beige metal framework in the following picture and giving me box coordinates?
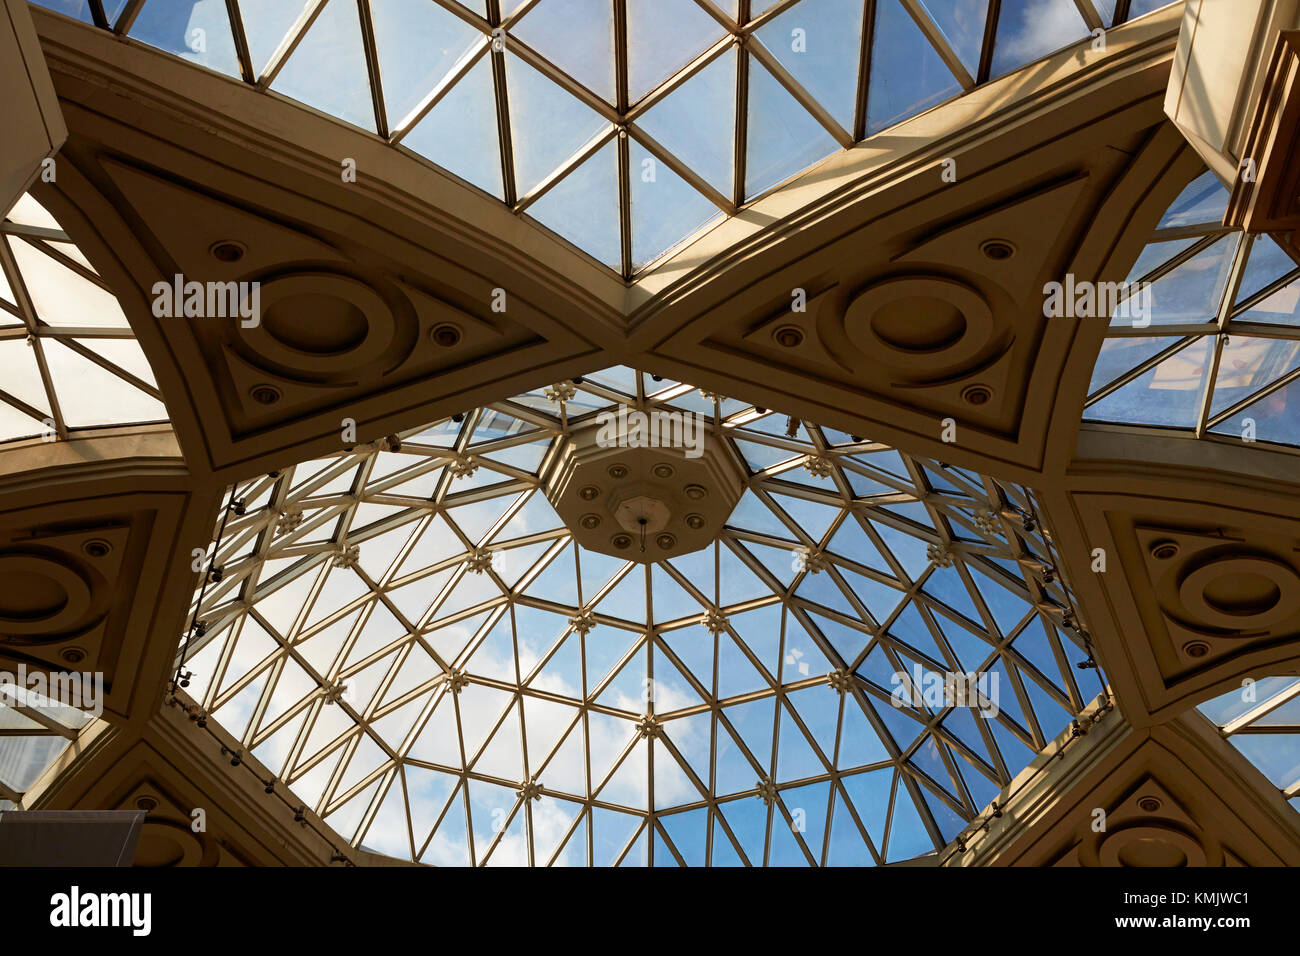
[40,0,1166,279]
[0,192,165,443]
[1084,168,1300,452]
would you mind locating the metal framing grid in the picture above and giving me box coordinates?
[0,685,91,807]
[178,368,1105,866]
[1204,676,1300,803]
[89,0,1142,281]
[0,195,166,443]
[1081,170,1300,453]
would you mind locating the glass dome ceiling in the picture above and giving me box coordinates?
[1083,169,1300,450]
[180,367,1104,865]
[0,192,168,444]
[31,0,1171,279]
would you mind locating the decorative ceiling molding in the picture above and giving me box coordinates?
[636,104,1174,484]
[0,460,212,720]
[951,705,1300,866]
[1040,467,1300,726]
[27,701,357,866]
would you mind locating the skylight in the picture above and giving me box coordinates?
[0,193,168,445]
[179,367,1104,865]
[1199,677,1300,816]
[0,681,94,809]
[27,0,1174,279]
[1083,169,1300,450]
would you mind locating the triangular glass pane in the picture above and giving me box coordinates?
[422,606,487,665]
[526,139,622,269]
[653,738,701,810]
[866,0,961,134]
[1208,375,1300,448]
[628,139,721,271]
[325,777,382,843]
[0,339,53,417]
[43,340,167,429]
[838,767,890,849]
[807,610,869,668]
[456,682,514,758]
[513,0,615,102]
[473,704,525,780]
[989,0,1088,79]
[652,648,707,714]
[718,545,770,605]
[1112,235,1237,327]
[1086,336,1213,428]
[8,239,128,328]
[530,631,585,697]
[1235,276,1300,327]
[592,564,648,624]
[663,710,712,784]
[659,807,708,866]
[650,563,705,624]
[403,54,505,199]
[826,791,875,864]
[717,634,769,698]
[592,807,641,865]
[626,0,726,102]
[722,697,776,774]
[771,493,841,541]
[775,704,825,781]
[636,49,735,197]
[420,783,469,865]
[272,0,377,131]
[797,568,858,618]
[767,808,810,864]
[513,605,572,676]
[709,814,745,865]
[756,0,864,131]
[522,695,579,772]
[466,778,517,860]
[782,779,831,860]
[741,541,799,588]
[408,694,463,766]
[595,644,647,710]
[536,721,587,795]
[1234,236,1297,306]
[1158,170,1229,230]
[130,0,242,77]
[599,738,649,810]
[521,544,581,606]
[467,615,518,682]
[886,775,935,861]
[718,795,768,864]
[917,0,989,77]
[372,0,482,128]
[1086,335,1181,399]
[587,711,637,784]
[240,0,313,77]
[506,54,608,196]
[745,57,839,197]
[660,624,715,693]
[1209,336,1300,418]
[405,766,457,848]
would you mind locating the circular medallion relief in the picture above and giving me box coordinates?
[1178,556,1300,631]
[1097,825,1207,867]
[843,276,995,371]
[238,273,395,373]
[0,555,93,634]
